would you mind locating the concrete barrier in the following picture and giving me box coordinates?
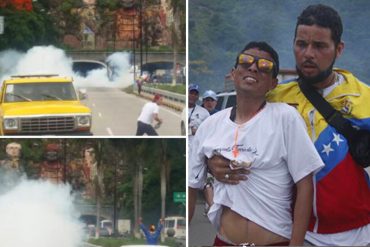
[135,86,185,112]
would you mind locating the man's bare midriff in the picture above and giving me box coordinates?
[219,206,289,245]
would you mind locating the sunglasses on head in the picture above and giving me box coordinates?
[238,54,275,74]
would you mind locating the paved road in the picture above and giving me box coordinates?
[188,195,216,246]
[82,87,183,136]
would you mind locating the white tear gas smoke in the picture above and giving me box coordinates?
[0,45,133,88]
[0,177,85,247]
[0,50,23,78]
[15,46,74,76]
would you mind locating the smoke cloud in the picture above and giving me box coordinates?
[0,45,133,88]
[0,178,85,247]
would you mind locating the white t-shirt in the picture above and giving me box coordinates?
[137,102,159,124]
[188,102,324,240]
[305,224,370,246]
[188,105,210,149]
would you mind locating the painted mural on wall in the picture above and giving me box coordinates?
[64,2,171,50]
[0,142,24,173]
[80,146,104,200]
[0,142,25,191]
[115,8,140,47]
[39,143,65,183]
[0,141,102,201]
[37,144,103,200]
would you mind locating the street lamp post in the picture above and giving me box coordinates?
[133,13,136,83]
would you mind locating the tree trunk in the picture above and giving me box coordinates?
[160,140,168,219]
[133,164,139,237]
[95,191,101,239]
[171,23,178,86]
[160,140,168,241]
[138,160,143,220]
[133,159,143,238]
[94,141,104,239]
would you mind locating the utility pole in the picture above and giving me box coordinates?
[139,0,143,76]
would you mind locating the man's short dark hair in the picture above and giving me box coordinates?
[234,41,279,78]
[294,4,343,46]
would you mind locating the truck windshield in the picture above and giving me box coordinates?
[4,82,78,102]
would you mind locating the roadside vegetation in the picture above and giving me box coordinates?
[89,237,180,247]
[145,83,186,94]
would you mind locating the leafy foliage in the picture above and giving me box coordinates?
[0,8,59,51]
[96,0,119,10]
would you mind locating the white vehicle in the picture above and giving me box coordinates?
[164,216,186,239]
[100,219,113,236]
[215,91,236,110]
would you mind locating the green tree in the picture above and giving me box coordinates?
[166,0,185,86]
[0,8,59,51]
[96,0,119,10]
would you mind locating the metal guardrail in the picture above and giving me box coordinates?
[141,85,186,104]
[82,242,102,247]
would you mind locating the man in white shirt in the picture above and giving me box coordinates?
[136,94,163,136]
[188,83,210,149]
[188,41,324,246]
[206,5,370,246]
[202,90,219,115]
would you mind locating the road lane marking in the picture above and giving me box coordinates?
[107,127,113,136]
[160,106,182,118]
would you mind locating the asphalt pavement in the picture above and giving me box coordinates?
[82,87,183,136]
[188,194,216,247]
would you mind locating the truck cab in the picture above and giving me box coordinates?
[0,74,92,135]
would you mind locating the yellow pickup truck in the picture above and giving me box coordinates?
[0,74,92,135]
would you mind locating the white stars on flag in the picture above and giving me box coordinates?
[321,132,345,156]
[332,133,344,146]
[321,143,334,156]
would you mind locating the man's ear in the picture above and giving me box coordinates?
[270,78,278,90]
[336,41,345,59]
[230,68,236,81]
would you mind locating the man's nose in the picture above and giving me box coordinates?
[248,61,259,73]
[304,44,315,59]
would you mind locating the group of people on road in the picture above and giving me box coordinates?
[188,4,370,246]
